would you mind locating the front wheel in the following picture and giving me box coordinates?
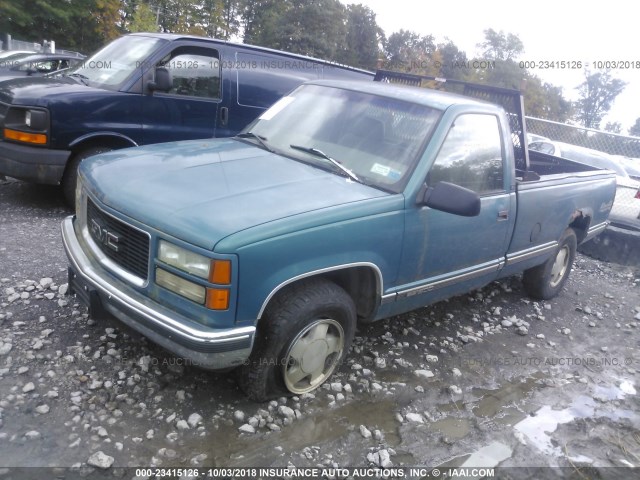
[523,228,577,300]
[62,147,112,207]
[238,278,356,402]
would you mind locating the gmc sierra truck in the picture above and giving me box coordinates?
[61,72,617,401]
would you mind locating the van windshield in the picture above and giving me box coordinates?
[247,84,442,193]
[66,35,165,88]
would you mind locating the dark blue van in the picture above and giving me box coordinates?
[0,33,373,203]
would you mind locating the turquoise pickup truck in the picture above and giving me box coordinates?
[61,73,616,401]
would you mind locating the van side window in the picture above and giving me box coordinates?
[159,47,220,99]
[428,114,504,195]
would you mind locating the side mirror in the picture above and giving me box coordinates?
[148,67,172,93]
[420,181,481,217]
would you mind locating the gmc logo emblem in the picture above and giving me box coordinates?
[90,219,120,252]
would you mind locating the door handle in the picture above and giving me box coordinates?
[497,210,509,221]
[220,107,228,126]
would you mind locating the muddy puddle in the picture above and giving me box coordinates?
[184,398,406,466]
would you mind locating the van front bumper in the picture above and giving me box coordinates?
[0,140,71,184]
[61,216,255,370]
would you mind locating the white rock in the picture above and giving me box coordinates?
[233,410,245,422]
[330,382,343,392]
[452,368,462,377]
[414,369,434,379]
[449,385,463,395]
[238,424,255,434]
[22,382,35,393]
[405,413,424,424]
[39,278,53,288]
[278,405,295,419]
[176,420,189,430]
[87,451,114,469]
[24,430,41,439]
[0,342,12,356]
[425,355,438,363]
[378,449,392,468]
[187,413,203,428]
[360,425,372,438]
[35,405,50,414]
[58,284,69,296]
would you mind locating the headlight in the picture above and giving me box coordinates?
[156,268,206,304]
[3,107,49,145]
[158,240,231,284]
[24,109,47,130]
[158,240,211,278]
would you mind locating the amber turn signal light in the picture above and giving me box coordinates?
[4,128,47,145]
[209,260,231,284]
[206,288,229,310]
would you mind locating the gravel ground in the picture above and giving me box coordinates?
[1,178,640,479]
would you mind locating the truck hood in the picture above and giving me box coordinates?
[0,76,103,106]
[81,139,388,250]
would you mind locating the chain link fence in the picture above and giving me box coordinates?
[526,116,640,230]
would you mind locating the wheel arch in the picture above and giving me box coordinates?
[69,132,138,153]
[257,263,384,323]
[568,209,591,244]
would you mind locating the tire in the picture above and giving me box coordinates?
[523,228,577,300]
[238,278,356,402]
[62,147,112,207]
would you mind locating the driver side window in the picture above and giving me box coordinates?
[428,114,505,195]
[158,47,220,99]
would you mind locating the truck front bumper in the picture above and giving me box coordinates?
[0,140,71,184]
[61,216,255,370]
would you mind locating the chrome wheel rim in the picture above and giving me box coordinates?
[283,318,344,394]
[550,245,570,288]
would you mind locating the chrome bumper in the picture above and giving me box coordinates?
[61,216,255,370]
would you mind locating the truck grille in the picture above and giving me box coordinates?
[86,198,150,281]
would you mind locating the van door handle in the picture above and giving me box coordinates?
[220,107,228,126]
[497,210,509,221]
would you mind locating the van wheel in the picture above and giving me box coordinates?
[238,278,356,402]
[523,228,577,300]
[62,147,112,208]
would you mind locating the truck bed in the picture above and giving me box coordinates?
[526,149,609,177]
[501,149,617,278]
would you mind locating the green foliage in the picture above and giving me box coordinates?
[243,0,348,61]
[383,29,435,72]
[523,76,572,122]
[337,4,384,70]
[0,0,122,53]
[604,122,622,134]
[128,2,158,33]
[629,118,640,137]
[478,28,524,61]
[574,69,627,129]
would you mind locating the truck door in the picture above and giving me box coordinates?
[396,113,515,308]
[142,44,220,144]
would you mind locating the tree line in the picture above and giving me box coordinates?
[1,0,637,135]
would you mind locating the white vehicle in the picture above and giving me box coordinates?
[0,50,36,60]
[530,141,640,228]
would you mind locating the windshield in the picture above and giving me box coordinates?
[247,84,442,193]
[66,35,165,88]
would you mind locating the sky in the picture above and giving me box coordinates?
[344,0,640,132]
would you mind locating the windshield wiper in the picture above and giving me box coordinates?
[236,132,273,152]
[66,73,89,85]
[290,144,361,183]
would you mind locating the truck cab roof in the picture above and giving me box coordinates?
[308,79,506,113]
